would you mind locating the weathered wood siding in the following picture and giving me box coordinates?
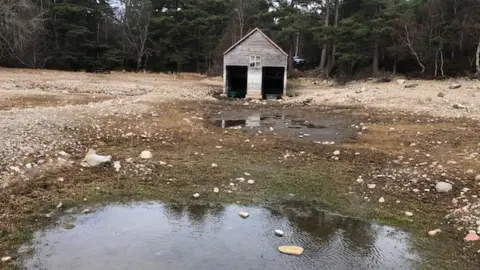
[224,31,287,67]
[224,30,287,96]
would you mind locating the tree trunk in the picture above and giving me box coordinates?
[329,0,340,72]
[476,38,480,75]
[373,39,379,76]
[319,0,330,70]
[393,59,397,75]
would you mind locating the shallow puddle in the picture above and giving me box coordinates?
[212,110,353,143]
[18,203,418,270]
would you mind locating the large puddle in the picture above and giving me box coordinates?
[18,203,419,270]
[212,110,353,143]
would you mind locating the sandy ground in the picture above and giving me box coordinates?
[288,78,480,119]
[0,68,479,268]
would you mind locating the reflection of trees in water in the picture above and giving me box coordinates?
[282,207,377,257]
[162,203,226,231]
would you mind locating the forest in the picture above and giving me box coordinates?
[1,0,480,77]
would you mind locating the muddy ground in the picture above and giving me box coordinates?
[0,68,479,269]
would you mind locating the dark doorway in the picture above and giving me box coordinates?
[262,67,285,99]
[226,66,248,98]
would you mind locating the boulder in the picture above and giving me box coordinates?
[83,149,112,167]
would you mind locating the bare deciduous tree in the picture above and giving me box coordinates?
[117,0,154,71]
[0,0,47,67]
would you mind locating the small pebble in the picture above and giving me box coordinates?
[1,256,12,263]
[367,184,376,189]
[274,230,285,237]
[239,211,250,218]
[378,197,385,203]
[193,193,200,198]
[211,163,218,168]
[213,187,219,193]
[405,211,413,217]
[247,180,255,184]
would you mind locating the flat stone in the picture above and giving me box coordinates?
[211,163,218,168]
[466,169,474,174]
[396,79,405,84]
[435,182,453,193]
[247,180,255,184]
[239,211,249,218]
[278,245,304,256]
[139,150,153,159]
[405,211,413,217]
[1,256,12,263]
[193,193,200,198]
[367,184,376,189]
[274,230,285,237]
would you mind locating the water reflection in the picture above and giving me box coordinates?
[18,203,419,270]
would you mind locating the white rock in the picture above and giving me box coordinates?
[236,177,245,182]
[139,150,153,159]
[58,177,64,182]
[475,175,480,181]
[333,150,340,156]
[244,172,251,176]
[378,197,385,203]
[83,149,112,167]
[213,187,219,193]
[428,229,441,236]
[113,161,121,172]
[159,161,167,165]
[56,202,63,209]
[356,178,364,184]
[193,193,200,198]
[58,151,70,157]
[405,211,413,217]
[25,163,32,169]
[367,184,376,189]
[247,180,255,184]
[274,230,285,237]
[1,256,11,263]
[215,145,222,149]
[211,163,218,168]
[435,182,453,193]
[466,169,475,174]
[239,211,250,218]
[396,79,406,84]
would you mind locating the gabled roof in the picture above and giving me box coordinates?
[223,28,288,56]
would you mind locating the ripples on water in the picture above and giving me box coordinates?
[18,203,419,270]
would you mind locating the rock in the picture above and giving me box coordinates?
[213,187,219,193]
[215,145,222,149]
[405,211,413,217]
[239,211,250,218]
[378,197,385,203]
[437,92,445,98]
[193,193,200,198]
[428,229,441,237]
[63,223,75,230]
[113,161,121,172]
[244,172,251,176]
[82,209,91,214]
[211,163,218,168]
[58,151,70,157]
[58,177,64,182]
[56,202,63,209]
[356,178,364,184]
[278,245,304,256]
[435,182,453,193]
[139,150,153,159]
[464,230,480,241]
[274,230,285,237]
[83,149,112,167]
[404,83,418,88]
[367,184,376,189]
[396,79,406,85]
[466,169,474,174]
[333,150,340,156]
[453,104,466,109]
[475,175,480,181]
[449,83,462,89]
[247,180,255,184]
[25,163,32,169]
[1,256,12,263]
